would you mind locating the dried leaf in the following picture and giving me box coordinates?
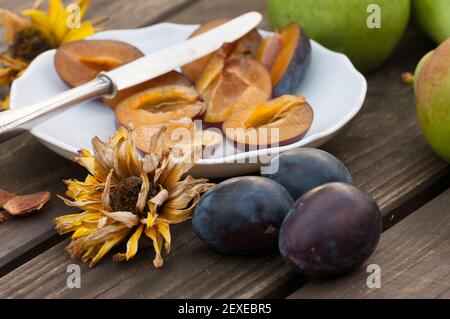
[3,192,51,216]
[0,212,7,223]
[0,188,16,208]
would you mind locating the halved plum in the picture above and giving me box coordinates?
[55,40,144,87]
[135,118,222,156]
[256,33,283,71]
[181,18,262,83]
[200,58,272,126]
[181,18,229,83]
[256,22,311,97]
[105,71,192,109]
[222,95,314,149]
[115,85,206,128]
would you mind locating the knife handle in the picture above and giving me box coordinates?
[0,77,112,143]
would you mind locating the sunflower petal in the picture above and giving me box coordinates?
[101,169,114,211]
[136,171,150,213]
[114,224,144,261]
[90,229,129,267]
[21,9,53,37]
[62,21,94,44]
[57,194,102,211]
[157,223,171,253]
[72,226,96,239]
[53,211,103,234]
[76,0,90,19]
[144,226,164,268]
[100,211,139,228]
[48,0,68,41]
[159,194,201,224]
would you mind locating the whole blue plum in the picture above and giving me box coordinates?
[192,176,293,255]
[263,148,352,200]
[279,182,382,278]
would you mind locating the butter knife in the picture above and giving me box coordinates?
[0,11,262,142]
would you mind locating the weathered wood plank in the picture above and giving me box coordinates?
[288,189,450,299]
[0,0,448,298]
[87,0,198,29]
[167,0,269,29]
[0,134,84,275]
[0,0,198,275]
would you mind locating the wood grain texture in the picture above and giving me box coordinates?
[168,0,269,30]
[0,134,84,275]
[288,189,450,299]
[87,0,199,29]
[0,0,448,299]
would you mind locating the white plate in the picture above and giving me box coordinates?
[9,23,367,178]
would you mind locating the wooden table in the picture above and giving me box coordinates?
[0,0,449,299]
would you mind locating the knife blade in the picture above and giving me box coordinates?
[103,11,263,93]
[0,12,262,142]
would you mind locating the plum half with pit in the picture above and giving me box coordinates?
[55,39,193,109]
[279,182,382,278]
[55,39,143,87]
[115,85,206,127]
[222,95,313,150]
[182,18,262,83]
[200,57,272,126]
[256,22,311,97]
[263,148,352,200]
[192,176,293,255]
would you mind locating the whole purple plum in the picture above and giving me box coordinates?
[279,182,382,278]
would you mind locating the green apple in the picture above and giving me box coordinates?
[268,0,411,72]
[415,38,450,162]
[412,0,450,44]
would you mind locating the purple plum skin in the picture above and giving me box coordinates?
[279,182,382,278]
[263,148,353,201]
[192,176,293,255]
[273,26,312,97]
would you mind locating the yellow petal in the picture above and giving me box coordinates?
[144,226,164,268]
[157,223,171,253]
[61,21,94,44]
[101,169,114,211]
[21,9,53,37]
[100,211,139,228]
[0,68,14,86]
[158,194,201,224]
[48,0,68,42]
[53,211,103,234]
[76,0,90,19]
[90,230,128,267]
[72,226,95,239]
[136,171,150,213]
[114,224,144,261]
[146,211,158,228]
[0,95,10,111]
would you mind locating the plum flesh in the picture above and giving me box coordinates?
[263,148,352,200]
[192,176,293,255]
[273,25,311,97]
[279,182,382,278]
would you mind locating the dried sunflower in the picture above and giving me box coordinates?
[54,127,215,268]
[0,0,105,110]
